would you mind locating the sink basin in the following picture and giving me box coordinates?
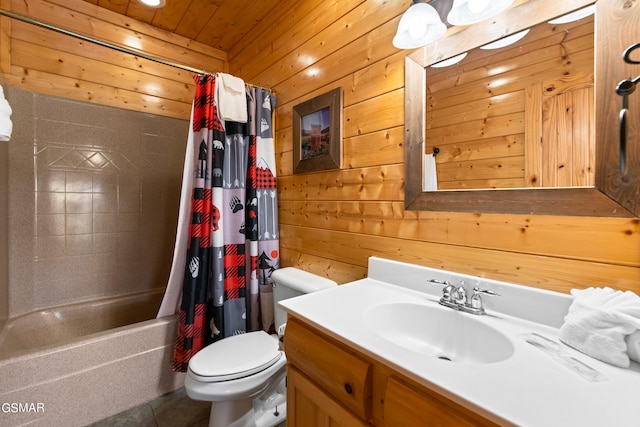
[364,302,514,364]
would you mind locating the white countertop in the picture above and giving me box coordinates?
[279,257,640,427]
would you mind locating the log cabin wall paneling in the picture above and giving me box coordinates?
[0,0,228,119]
[0,0,638,295]
[229,0,639,294]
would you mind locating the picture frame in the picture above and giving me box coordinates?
[292,87,343,174]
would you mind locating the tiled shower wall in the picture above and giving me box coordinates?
[3,86,188,319]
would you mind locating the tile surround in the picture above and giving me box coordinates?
[2,85,188,318]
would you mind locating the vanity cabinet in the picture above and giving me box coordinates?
[284,316,503,427]
[284,316,372,425]
[287,366,371,427]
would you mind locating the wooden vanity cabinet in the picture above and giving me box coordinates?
[287,366,371,427]
[284,316,503,427]
[382,375,501,427]
[284,316,372,425]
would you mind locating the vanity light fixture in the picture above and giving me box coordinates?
[447,0,515,26]
[138,0,165,7]
[548,5,595,24]
[393,0,447,49]
[480,29,530,50]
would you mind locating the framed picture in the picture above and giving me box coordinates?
[293,87,343,174]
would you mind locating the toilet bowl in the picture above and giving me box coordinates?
[184,267,338,427]
[185,331,287,427]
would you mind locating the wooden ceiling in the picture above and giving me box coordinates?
[81,0,282,52]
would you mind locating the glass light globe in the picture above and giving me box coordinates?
[393,2,446,49]
[408,24,428,39]
[448,0,515,26]
[468,0,490,13]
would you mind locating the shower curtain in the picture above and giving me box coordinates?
[170,74,279,372]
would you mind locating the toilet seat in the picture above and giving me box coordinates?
[188,331,281,382]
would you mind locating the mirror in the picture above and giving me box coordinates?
[404,0,639,217]
[426,14,594,190]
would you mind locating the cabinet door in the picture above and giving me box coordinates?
[287,366,370,427]
[383,376,502,427]
[284,317,372,420]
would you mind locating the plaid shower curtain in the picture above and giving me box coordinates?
[172,74,280,372]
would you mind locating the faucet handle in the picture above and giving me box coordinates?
[428,279,452,294]
[472,287,500,297]
[469,287,500,314]
[428,279,456,307]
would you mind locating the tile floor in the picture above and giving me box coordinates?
[89,387,287,427]
[88,387,211,427]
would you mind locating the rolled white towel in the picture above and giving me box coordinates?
[626,330,640,364]
[560,318,630,367]
[559,287,640,368]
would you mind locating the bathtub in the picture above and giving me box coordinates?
[0,289,185,427]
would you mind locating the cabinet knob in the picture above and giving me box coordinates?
[344,383,353,394]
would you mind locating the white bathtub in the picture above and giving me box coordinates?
[0,290,185,426]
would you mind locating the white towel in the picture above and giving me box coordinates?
[559,287,640,368]
[215,73,247,123]
[0,86,13,141]
[423,154,438,191]
[626,330,640,364]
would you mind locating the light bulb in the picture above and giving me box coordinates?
[468,0,490,13]
[408,24,428,39]
[139,0,165,7]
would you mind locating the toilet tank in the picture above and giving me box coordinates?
[270,267,337,329]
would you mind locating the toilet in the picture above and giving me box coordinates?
[184,267,338,427]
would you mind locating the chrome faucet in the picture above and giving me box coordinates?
[452,283,467,305]
[428,279,457,309]
[429,279,500,315]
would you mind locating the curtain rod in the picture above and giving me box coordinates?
[0,8,274,93]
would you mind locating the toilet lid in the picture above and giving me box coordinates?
[188,331,281,381]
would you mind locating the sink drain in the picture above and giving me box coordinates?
[437,355,452,361]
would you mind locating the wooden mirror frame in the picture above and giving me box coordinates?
[404,0,639,217]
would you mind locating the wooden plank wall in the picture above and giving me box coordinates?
[426,16,594,190]
[0,0,637,295]
[0,0,227,119]
[230,0,639,294]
